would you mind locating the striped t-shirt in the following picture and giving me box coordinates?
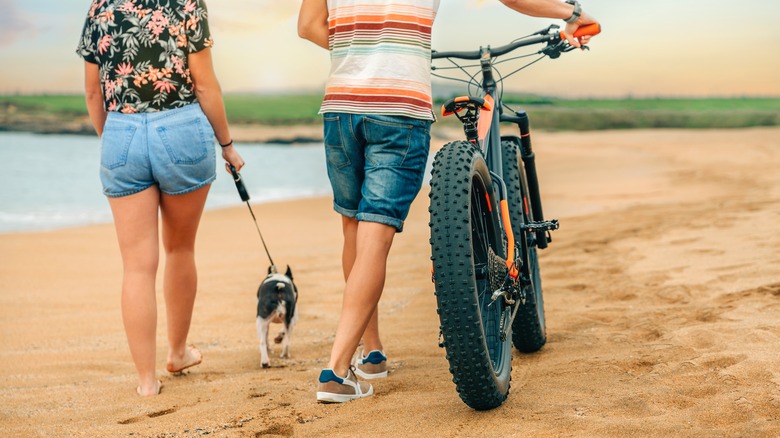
[321,0,440,120]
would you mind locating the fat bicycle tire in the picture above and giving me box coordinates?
[501,140,547,353]
[429,140,513,410]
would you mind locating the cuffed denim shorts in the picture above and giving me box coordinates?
[100,103,217,197]
[323,113,431,232]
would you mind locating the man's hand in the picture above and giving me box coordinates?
[563,11,598,48]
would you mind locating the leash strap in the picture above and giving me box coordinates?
[229,165,277,271]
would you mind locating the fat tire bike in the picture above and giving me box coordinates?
[429,23,601,410]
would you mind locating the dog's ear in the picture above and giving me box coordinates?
[285,265,293,279]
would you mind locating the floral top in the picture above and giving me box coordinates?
[76,0,213,113]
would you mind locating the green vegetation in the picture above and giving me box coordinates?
[475,95,780,130]
[0,93,324,124]
[222,94,323,124]
[2,94,779,131]
[0,94,89,115]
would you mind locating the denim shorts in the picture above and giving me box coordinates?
[100,103,217,197]
[323,113,431,232]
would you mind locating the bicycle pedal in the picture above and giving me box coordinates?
[523,219,559,233]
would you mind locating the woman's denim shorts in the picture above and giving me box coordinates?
[323,112,431,232]
[99,103,217,197]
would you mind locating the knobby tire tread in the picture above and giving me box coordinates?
[429,141,511,411]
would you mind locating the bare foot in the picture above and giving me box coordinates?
[167,345,203,375]
[137,380,162,397]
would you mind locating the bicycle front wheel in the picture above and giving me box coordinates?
[429,140,512,410]
[502,140,547,352]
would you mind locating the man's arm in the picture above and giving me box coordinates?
[298,0,329,49]
[499,0,598,48]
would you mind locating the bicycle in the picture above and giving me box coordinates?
[429,23,601,410]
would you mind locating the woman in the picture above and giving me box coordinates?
[77,0,243,396]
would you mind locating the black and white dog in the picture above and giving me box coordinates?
[256,266,298,368]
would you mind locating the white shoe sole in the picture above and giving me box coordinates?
[353,367,388,380]
[317,386,374,403]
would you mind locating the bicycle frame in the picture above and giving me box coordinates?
[434,23,601,255]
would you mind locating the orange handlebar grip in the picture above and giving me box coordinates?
[559,23,602,40]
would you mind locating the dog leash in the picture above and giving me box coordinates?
[229,164,278,273]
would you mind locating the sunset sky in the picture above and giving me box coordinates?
[1,0,778,97]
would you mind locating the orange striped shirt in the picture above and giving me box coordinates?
[321,0,440,120]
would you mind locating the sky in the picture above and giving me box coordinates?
[1,0,779,98]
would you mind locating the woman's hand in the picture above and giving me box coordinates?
[221,144,245,173]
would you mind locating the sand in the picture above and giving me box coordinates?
[1,127,779,437]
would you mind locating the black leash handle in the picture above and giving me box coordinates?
[229,164,276,270]
[229,164,250,202]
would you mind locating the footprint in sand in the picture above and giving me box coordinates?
[117,407,177,424]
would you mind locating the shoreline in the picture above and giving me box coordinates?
[0,118,327,145]
[0,113,461,145]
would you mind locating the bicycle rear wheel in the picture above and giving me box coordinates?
[429,141,512,410]
[501,140,547,352]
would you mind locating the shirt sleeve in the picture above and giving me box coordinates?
[76,13,98,63]
[187,0,214,54]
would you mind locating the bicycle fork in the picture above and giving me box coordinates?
[501,110,559,249]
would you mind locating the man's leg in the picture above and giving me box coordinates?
[341,216,384,354]
[328,221,395,376]
[108,186,161,396]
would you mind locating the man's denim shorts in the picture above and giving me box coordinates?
[100,103,217,197]
[323,112,431,232]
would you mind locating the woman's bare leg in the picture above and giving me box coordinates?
[160,185,210,373]
[108,186,161,396]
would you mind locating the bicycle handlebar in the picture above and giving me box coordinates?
[431,23,601,60]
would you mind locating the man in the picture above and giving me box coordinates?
[298,0,597,403]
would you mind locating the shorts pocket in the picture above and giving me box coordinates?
[363,117,413,167]
[157,118,210,165]
[324,115,351,169]
[101,124,136,169]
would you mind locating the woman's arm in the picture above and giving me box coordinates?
[84,62,107,137]
[188,48,244,172]
[298,0,329,49]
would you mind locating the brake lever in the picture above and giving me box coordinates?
[541,39,590,59]
[534,24,560,36]
[541,41,566,59]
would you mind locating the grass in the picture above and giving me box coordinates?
[1,94,90,115]
[2,94,779,131]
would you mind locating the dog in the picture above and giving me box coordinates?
[256,265,298,368]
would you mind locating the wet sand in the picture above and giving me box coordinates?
[1,127,779,437]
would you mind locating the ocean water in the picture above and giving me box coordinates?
[0,132,334,233]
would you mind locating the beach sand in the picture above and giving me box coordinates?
[1,127,779,437]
